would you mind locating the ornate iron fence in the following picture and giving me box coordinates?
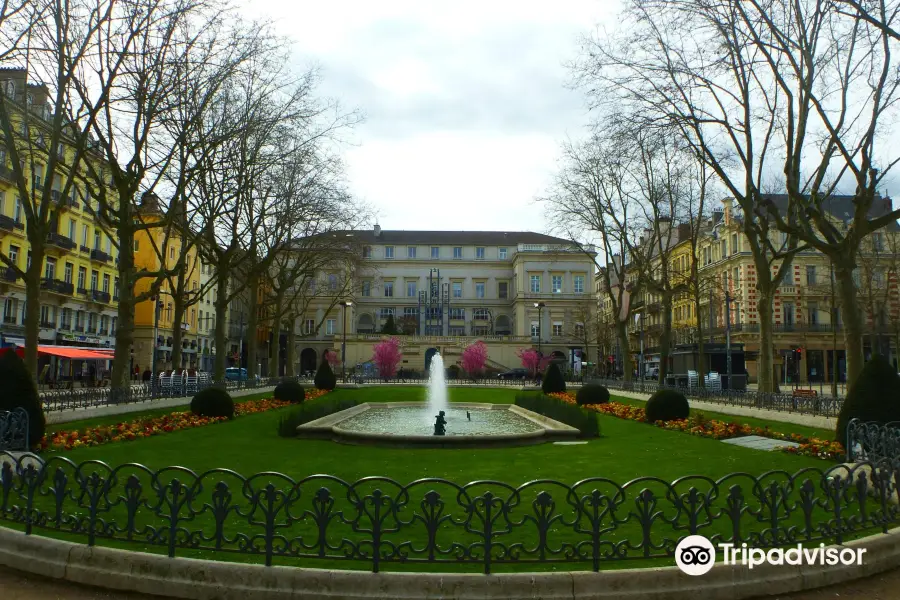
[0,409,28,451]
[588,377,844,417]
[0,453,896,573]
[846,419,900,464]
[39,377,280,413]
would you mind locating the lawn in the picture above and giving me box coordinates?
[11,386,876,574]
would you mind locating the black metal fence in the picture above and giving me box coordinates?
[587,377,844,417]
[38,377,280,413]
[846,419,900,464]
[0,409,28,451]
[0,453,896,573]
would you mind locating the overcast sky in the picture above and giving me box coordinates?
[239,0,616,234]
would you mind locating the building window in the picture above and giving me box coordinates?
[552,275,562,293]
[806,265,816,287]
[169,247,175,259]
[94,229,101,250]
[407,280,417,297]
[303,319,315,334]
[808,301,818,325]
[574,275,585,294]
[325,319,336,335]
[531,322,539,337]
[552,323,563,337]
[530,275,541,293]
[361,280,371,297]
[385,246,394,259]
[475,282,485,298]
[403,307,418,318]
[77,266,86,290]
[44,257,56,280]
[362,246,371,258]
[8,245,18,267]
[102,273,110,293]
[14,196,21,223]
[453,246,462,259]
[452,281,462,298]
[783,303,795,325]
[474,308,490,320]
[3,298,16,322]
[407,246,416,258]
[731,234,738,254]
[90,270,98,290]
[328,274,337,290]
[450,307,465,320]
[498,281,508,299]
[499,247,507,259]
[873,233,884,252]
[380,307,395,319]
[114,277,119,300]
[431,246,439,259]
[62,262,73,283]
[40,305,50,326]
[68,219,75,240]
[476,247,485,260]
[384,281,394,297]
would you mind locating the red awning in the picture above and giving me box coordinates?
[21,345,115,360]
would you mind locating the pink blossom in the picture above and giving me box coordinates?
[324,349,340,369]
[516,348,550,377]
[372,337,403,378]
[460,341,488,377]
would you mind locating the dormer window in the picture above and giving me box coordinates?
[26,93,33,105]
[4,81,13,96]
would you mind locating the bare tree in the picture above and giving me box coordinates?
[542,134,637,383]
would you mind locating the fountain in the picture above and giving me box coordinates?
[294,350,580,447]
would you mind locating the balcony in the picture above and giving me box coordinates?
[90,249,112,263]
[46,232,76,251]
[0,214,15,232]
[59,321,71,331]
[73,325,84,332]
[516,243,594,254]
[0,164,14,182]
[39,320,56,329]
[98,327,109,336]
[3,315,17,324]
[2,267,17,282]
[40,278,74,295]
[80,245,90,253]
[86,326,97,334]
[76,286,88,295]
[88,289,111,303]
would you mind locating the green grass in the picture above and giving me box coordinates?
[609,394,836,440]
[13,386,876,574]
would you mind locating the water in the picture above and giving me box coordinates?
[426,353,449,422]
[336,407,542,436]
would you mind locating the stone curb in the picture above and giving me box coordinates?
[1,526,898,599]
[45,387,276,425]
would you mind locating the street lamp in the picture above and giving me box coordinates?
[340,300,352,382]
[533,302,546,356]
[150,297,164,393]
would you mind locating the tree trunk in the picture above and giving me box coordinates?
[658,293,673,384]
[616,320,632,383]
[694,295,705,385]
[112,227,136,390]
[757,288,775,394]
[213,267,229,381]
[835,262,865,389]
[285,320,296,377]
[269,324,280,378]
[246,271,259,379]
[22,240,43,379]
[170,294,184,372]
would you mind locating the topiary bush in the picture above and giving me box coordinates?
[0,349,45,449]
[274,379,305,403]
[645,389,690,422]
[314,360,337,391]
[835,355,900,447]
[190,386,235,418]
[576,383,610,406]
[514,392,600,438]
[541,363,566,394]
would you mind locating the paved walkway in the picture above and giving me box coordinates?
[2,564,899,599]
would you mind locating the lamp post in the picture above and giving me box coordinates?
[150,297,163,394]
[725,291,733,390]
[534,302,546,356]
[340,300,352,382]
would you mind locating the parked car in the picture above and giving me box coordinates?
[498,368,529,380]
[224,367,249,381]
[644,366,659,380]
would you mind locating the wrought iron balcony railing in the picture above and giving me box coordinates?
[40,278,74,295]
[45,232,76,251]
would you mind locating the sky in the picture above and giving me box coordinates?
[238,0,617,234]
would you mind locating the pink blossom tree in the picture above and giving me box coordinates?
[324,350,340,369]
[517,348,551,378]
[372,337,403,381]
[460,341,488,380]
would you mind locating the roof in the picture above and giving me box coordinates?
[13,345,115,360]
[760,193,898,231]
[314,230,575,245]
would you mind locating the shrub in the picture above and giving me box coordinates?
[277,396,361,437]
[0,349,45,449]
[190,386,234,418]
[836,355,900,446]
[447,364,461,379]
[274,379,305,404]
[541,363,566,394]
[314,360,337,391]
[576,384,610,406]
[514,392,600,438]
[645,389,690,423]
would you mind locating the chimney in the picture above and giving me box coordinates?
[677,223,691,242]
[722,198,733,225]
[374,223,381,237]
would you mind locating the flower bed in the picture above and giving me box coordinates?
[40,390,330,452]
[548,392,844,461]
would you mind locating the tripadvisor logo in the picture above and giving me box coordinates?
[675,535,867,576]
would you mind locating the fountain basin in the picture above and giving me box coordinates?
[295,402,581,448]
